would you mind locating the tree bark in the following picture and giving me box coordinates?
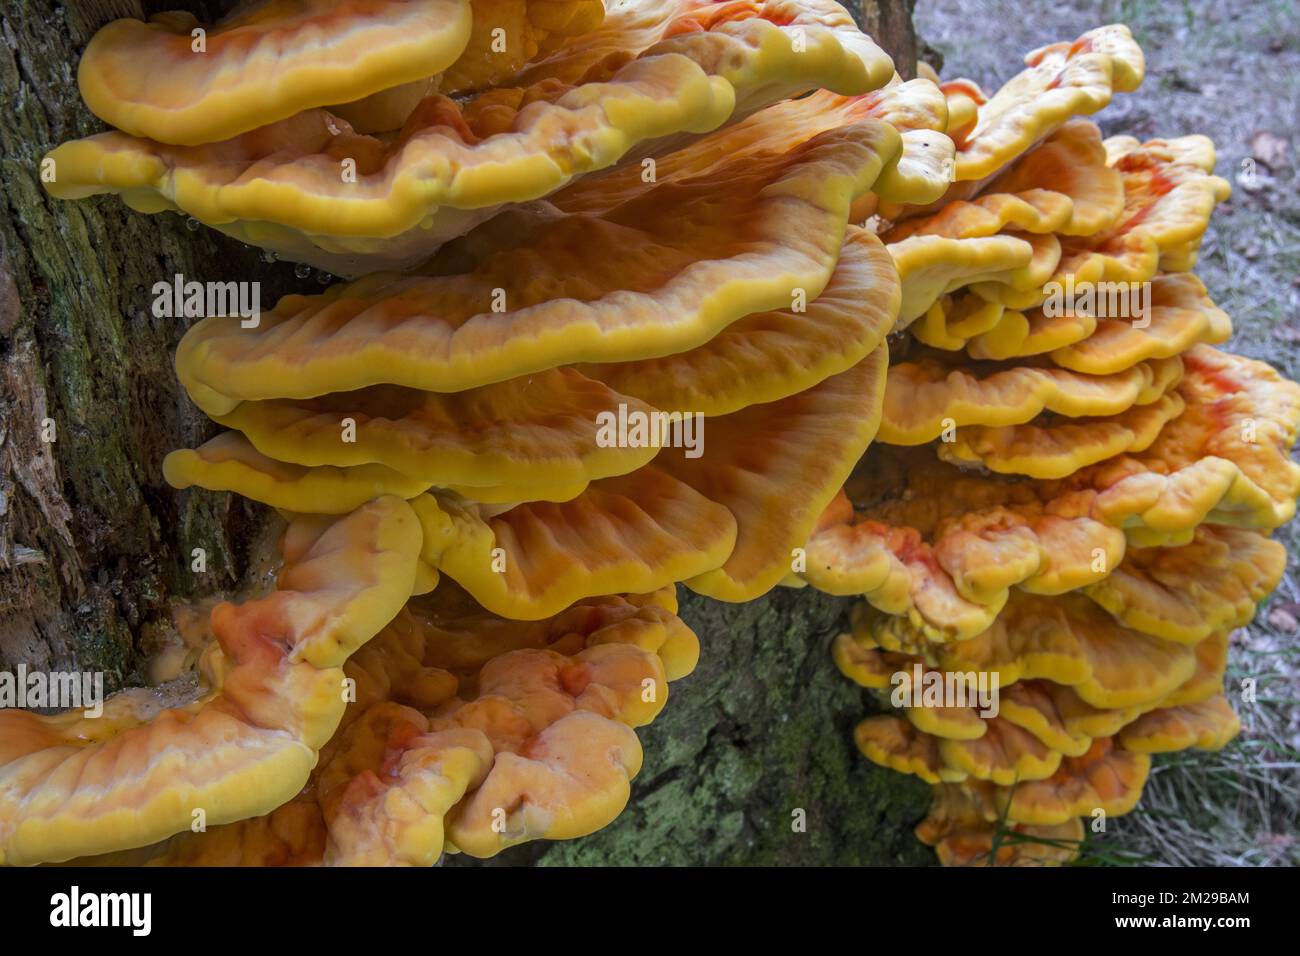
[0,0,932,866]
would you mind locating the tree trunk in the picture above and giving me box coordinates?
[0,0,932,866]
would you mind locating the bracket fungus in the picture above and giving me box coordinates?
[901,24,1145,209]
[45,0,894,274]
[18,8,1300,870]
[966,133,1231,311]
[877,352,1183,445]
[172,121,900,410]
[935,391,1187,479]
[792,23,1300,864]
[0,497,421,866]
[884,120,1125,243]
[114,586,698,865]
[76,0,478,145]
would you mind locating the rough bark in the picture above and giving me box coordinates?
[0,0,299,692]
[0,0,933,866]
[847,0,923,79]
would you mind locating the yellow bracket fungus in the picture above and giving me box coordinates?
[0,497,420,866]
[77,0,475,145]
[175,123,900,411]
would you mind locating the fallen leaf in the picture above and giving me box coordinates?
[1266,606,1299,633]
[1251,130,1290,169]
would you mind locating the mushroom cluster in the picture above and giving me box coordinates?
[6,4,1298,866]
[799,28,1300,864]
[10,0,919,867]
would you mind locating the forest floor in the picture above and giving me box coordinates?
[917,0,1300,865]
